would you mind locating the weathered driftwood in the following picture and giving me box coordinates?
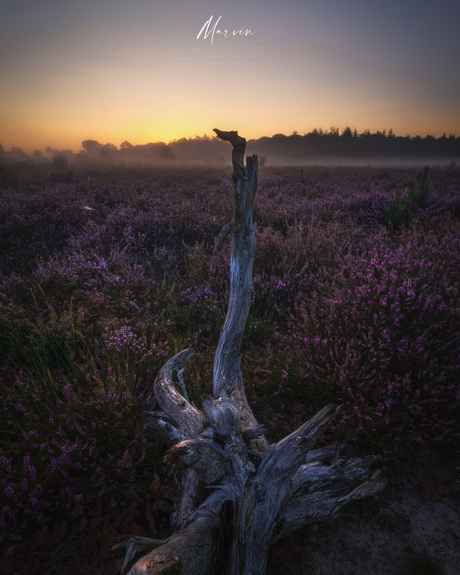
[115,130,385,575]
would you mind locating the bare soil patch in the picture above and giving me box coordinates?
[268,451,459,575]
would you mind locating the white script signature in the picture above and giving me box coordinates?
[197,15,255,45]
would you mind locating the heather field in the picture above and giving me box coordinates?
[0,164,459,574]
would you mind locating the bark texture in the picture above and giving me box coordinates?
[115,130,385,575]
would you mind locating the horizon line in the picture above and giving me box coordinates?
[2,126,460,156]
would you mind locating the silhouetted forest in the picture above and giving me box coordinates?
[1,127,459,170]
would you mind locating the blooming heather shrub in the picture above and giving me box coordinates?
[252,265,317,314]
[0,166,459,568]
[0,252,168,379]
[0,321,171,557]
[287,221,460,456]
[250,218,378,315]
[33,249,159,318]
[99,323,171,382]
[0,181,86,275]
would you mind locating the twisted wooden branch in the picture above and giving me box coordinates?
[152,349,204,442]
[115,131,386,575]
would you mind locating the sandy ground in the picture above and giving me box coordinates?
[268,452,460,575]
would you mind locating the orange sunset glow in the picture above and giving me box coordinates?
[1,1,460,154]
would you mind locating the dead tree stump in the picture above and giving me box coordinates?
[114,130,385,575]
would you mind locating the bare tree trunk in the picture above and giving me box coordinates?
[114,130,385,575]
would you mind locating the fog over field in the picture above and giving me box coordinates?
[1,129,459,176]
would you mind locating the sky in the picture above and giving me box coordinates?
[1,0,459,153]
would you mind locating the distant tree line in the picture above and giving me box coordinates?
[251,128,460,163]
[1,128,459,169]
